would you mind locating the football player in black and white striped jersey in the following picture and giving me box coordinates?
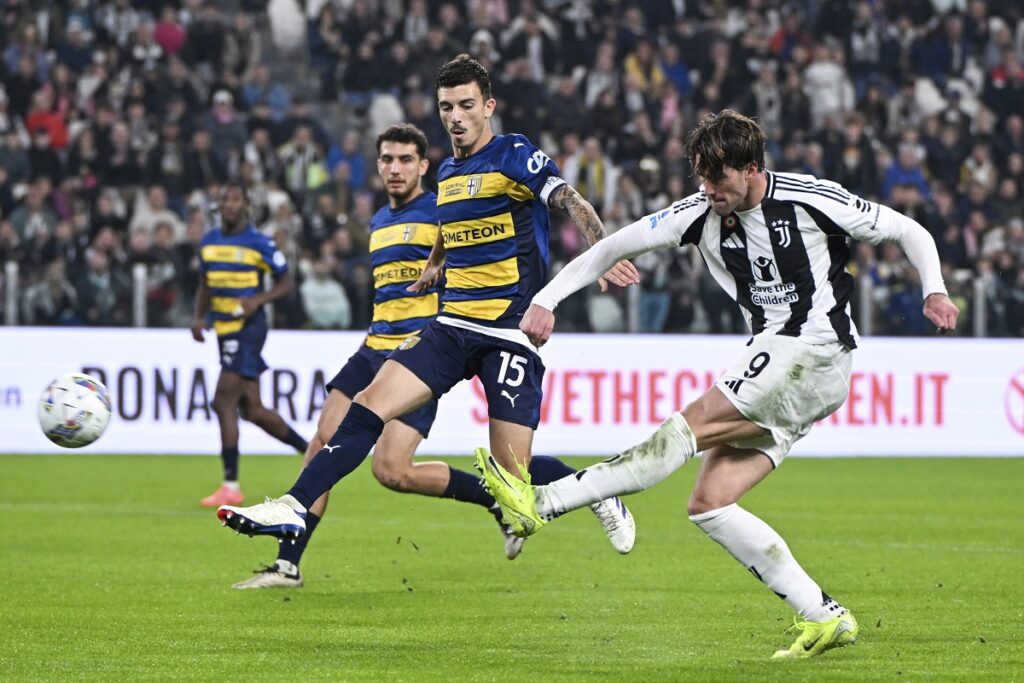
[489,110,959,659]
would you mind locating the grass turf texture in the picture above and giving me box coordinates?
[1,456,1021,682]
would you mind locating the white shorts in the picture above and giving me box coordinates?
[715,335,852,467]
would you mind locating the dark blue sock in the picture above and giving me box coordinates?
[528,455,576,484]
[287,403,384,509]
[277,511,320,568]
[443,466,495,508]
[221,446,239,481]
[279,427,308,453]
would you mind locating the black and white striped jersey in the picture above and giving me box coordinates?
[641,172,894,349]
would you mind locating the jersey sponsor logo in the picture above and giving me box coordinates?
[770,219,792,248]
[753,256,777,281]
[373,264,424,285]
[749,281,798,305]
[442,223,511,245]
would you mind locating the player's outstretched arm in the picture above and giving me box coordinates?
[874,204,959,332]
[522,204,692,346]
[548,184,639,292]
[407,227,446,293]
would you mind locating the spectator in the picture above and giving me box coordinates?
[325,131,367,190]
[183,129,226,192]
[203,89,247,168]
[277,125,327,204]
[222,12,260,78]
[22,261,79,325]
[882,143,931,200]
[57,18,94,75]
[242,65,290,121]
[562,136,619,216]
[300,257,351,329]
[154,6,187,57]
[9,180,57,241]
[76,247,131,326]
[129,186,185,240]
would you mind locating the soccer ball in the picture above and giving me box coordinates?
[38,373,112,448]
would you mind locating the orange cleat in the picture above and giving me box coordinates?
[200,484,244,507]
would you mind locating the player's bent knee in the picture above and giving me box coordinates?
[687,490,733,517]
[372,460,413,492]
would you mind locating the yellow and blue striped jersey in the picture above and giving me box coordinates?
[436,133,565,329]
[365,191,440,352]
[199,225,288,336]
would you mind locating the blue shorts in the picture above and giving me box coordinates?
[217,332,268,380]
[387,320,545,429]
[327,344,438,438]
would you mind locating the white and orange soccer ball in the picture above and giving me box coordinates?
[38,373,112,448]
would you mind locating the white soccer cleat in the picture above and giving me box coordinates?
[232,562,304,589]
[217,496,306,541]
[501,522,526,560]
[590,497,636,553]
[491,505,526,559]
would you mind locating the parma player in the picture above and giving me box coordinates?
[231,122,633,587]
[217,55,639,553]
[192,184,308,507]
[479,110,960,659]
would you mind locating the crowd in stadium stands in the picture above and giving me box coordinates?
[0,0,1022,337]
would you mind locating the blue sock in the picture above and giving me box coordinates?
[288,403,384,509]
[528,455,576,484]
[221,446,239,481]
[443,466,495,508]
[278,427,308,454]
[277,511,320,569]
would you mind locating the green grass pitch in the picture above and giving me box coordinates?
[1,455,1022,682]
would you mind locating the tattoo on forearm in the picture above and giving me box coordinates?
[552,184,606,246]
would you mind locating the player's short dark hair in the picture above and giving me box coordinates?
[221,181,248,203]
[685,109,766,181]
[376,123,428,158]
[435,53,492,101]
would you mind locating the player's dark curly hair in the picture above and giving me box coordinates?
[221,180,248,203]
[435,53,492,101]
[685,109,766,181]
[376,123,428,158]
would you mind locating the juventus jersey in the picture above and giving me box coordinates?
[537,172,908,349]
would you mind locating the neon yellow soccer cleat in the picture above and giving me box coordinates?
[474,447,546,538]
[771,612,859,660]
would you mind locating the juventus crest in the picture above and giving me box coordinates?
[771,219,791,248]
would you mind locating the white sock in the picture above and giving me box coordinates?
[690,504,846,622]
[274,559,299,576]
[223,481,241,491]
[536,413,697,519]
[278,494,307,514]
